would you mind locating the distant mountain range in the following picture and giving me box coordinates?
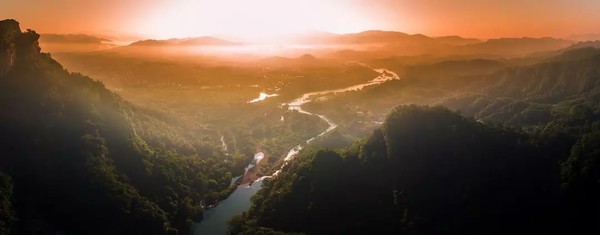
[119,30,570,48]
[303,30,480,46]
[40,34,111,44]
[560,40,600,52]
[566,34,600,42]
[37,30,599,59]
[128,36,241,47]
[458,37,573,56]
[39,34,114,52]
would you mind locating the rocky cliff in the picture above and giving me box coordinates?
[0,19,42,77]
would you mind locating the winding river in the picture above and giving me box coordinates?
[192,67,399,235]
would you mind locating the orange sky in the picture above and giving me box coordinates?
[2,0,600,39]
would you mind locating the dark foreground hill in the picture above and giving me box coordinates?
[231,105,600,234]
[0,19,237,235]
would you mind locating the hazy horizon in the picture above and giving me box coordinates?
[34,29,598,43]
[3,0,600,41]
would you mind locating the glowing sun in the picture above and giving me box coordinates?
[136,0,375,41]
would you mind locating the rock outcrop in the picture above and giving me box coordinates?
[0,19,20,77]
[0,19,42,77]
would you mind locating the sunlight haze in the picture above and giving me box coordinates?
[2,0,600,40]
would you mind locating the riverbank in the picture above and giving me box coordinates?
[193,67,399,235]
[241,151,268,185]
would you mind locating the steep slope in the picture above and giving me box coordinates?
[0,19,233,235]
[434,47,600,127]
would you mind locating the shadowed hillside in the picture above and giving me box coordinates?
[0,19,241,235]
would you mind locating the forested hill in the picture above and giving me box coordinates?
[0,19,235,235]
[438,47,600,128]
[231,105,600,234]
[468,47,600,103]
